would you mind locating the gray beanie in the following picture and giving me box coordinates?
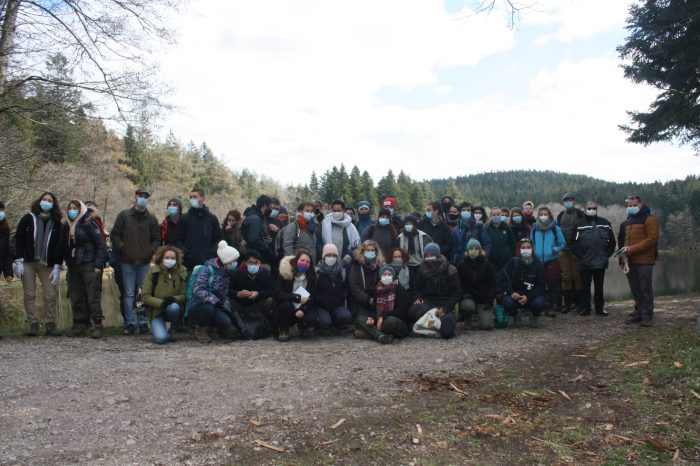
[466,238,481,250]
[423,242,441,257]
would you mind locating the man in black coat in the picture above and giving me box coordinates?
[419,202,453,259]
[175,188,223,271]
[242,194,274,265]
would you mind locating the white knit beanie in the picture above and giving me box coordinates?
[216,240,239,264]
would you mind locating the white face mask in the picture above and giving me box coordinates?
[539,215,550,223]
[520,248,533,258]
[324,256,337,267]
[473,213,482,221]
[585,209,597,217]
[333,212,344,221]
[380,275,394,285]
[163,258,176,269]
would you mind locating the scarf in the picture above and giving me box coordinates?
[535,217,554,232]
[292,273,308,293]
[68,201,89,243]
[322,214,360,254]
[419,255,448,290]
[32,213,54,265]
[317,256,345,281]
[297,213,316,235]
[375,280,397,316]
[404,230,417,255]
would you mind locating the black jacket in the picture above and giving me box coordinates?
[175,206,223,270]
[229,264,274,305]
[0,222,13,277]
[315,268,348,311]
[456,256,497,305]
[60,211,107,269]
[414,257,461,312]
[572,215,615,270]
[418,219,452,257]
[274,272,317,310]
[242,205,273,263]
[373,284,412,322]
[14,213,63,266]
[497,257,545,300]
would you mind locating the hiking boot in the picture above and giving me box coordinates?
[640,318,653,327]
[377,333,394,344]
[626,316,642,324]
[195,326,212,344]
[123,324,136,335]
[88,324,103,339]
[529,315,540,328]
[512,313,523,328]
[595,309,609,316]
[278,328,290,342]
[27,323,40,337]
[67,324,88,337]
[353,329,371,340]
[45,322,63,337]
[138,323,149,335]
[579,309,591,316]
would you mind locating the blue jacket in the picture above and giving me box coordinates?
[530,223,566,263]
[451,219,492,263]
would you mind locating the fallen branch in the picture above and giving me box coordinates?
[254,440,285,453]
[558,390,571,401]
[623,360,650,368]
[450,382,468,396]
[330,418,346,430]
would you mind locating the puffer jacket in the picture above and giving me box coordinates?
[175,206,223,270]
[530,223,566,263]
[60,210,107,269]
[190,258,233,312]
[573,215,615,270]
[274,255,317,309]
[456,255,496,305]
[142,263,188,319]
[451,219,492,263]
[617,205,659,265]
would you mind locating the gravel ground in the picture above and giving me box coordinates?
[0,297,697,465]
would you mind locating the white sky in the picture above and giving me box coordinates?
[159,0,698,185]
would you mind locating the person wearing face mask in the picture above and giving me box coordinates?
[110,188,161,335]
[266,198,284,273]
[276,207,290,227]
[497,238,547,328]
[14,192,64,337]
[229,250,274,339]
[160,198,183,246]
[451,202,492,264]
[242,194,275,265]
[572,201,615,317]
[354,265,411,343]
[397,215,433,288]
[456,239,497,329]
[355,201,374,237]
[409,242,460,339]
[530,206,566,316]
[419,202,452,260]
[141,246,187,344]
[446,205,460,231]
[175,188,223,272]
[487,207,516,271]
[389,247,412,291]
[362,208,398,258]
[345,207,356,224]
[521,201,536,227]
[321,200,362,268]
[440,196,455,217]
[315,244,353,334]
[556,193,585,313]
[347,240,384,325]
[509,207,532,252]
[274,250,318,342]
[382,197,404,231]
[187,240,241,343]
[617,195,659,327]
[279,202,322,263]
[222,209,246,254]
[60,199,107,338]
[0,202,14,291]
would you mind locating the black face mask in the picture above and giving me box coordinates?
[448,213,460,222]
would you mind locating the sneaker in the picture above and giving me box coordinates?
[530,315,540,328]
[138,324,149,335]
[27,323,40,337]
[278,328,290,342]
[45,322,63,337]
[88,324,103,339]
[195,326,212,344]
[123,324,136,335]
[67,324,88,337]
[595,309,609,316]
[353,329,372,340]
[377,333,394,344]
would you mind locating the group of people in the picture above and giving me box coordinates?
[0,187,660,344]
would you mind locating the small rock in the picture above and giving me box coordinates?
[126,439,136,445]
[411,438,420,445]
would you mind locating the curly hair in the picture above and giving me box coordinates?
[153,245,184,266]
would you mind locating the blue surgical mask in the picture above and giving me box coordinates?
[404,224,414,233]
[269,209,279,219]
[473,213,483,221]
[378,218,390,226]
[563,201,574,209]
[247,264,260,275]
[136,197,149,208]
[67,209,79,220]
[460,211,471,220]
[627,206,640,216]
[303,211,315,221]
[163,258,177,269]
[512,215,522,224]
[167,206,179,217]
[364,251,376,261]
[228,261,238,270]
[189,198,200,209]
[424,211,433,219]
[491,216,502,224]
[0,212,5,221]
[40,200,53,212]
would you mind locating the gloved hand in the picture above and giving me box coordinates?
[162,297,176,309]
[49,264,62,286]
[13,259,24,278]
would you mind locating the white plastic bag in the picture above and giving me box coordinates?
[412,308,442,337]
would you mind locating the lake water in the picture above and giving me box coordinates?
[603,253,700,300]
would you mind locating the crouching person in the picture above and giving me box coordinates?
[187,241,240,343]
[229,250,274,339]
[409,243,460,339]
[456,239,497,330]
[355,265,411,344]
[315,244,353,334]
[348,240,384,341]
[142,246,187,344]
[275,251,318,341]
[498,238,546,328]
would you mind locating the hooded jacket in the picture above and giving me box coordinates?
[530,209,566,264]
[60,209,107,269]
[418,218,452,258]
[142,262,188,320]
[175,205,223,270]
[242,205,273,263]
[315,261,348,311]
[190,257,233,313]
[456,255,497,305]
[617,205,659,266]
[573,214,615,269]
[451,219,492,263]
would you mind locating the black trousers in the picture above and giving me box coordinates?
[579,268,605,312]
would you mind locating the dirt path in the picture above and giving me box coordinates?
[0,296,697,465]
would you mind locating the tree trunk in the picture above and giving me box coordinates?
[0,0,22,90]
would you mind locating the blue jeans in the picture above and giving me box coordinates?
[317,306,353,329]
[121,262,150,327]
[151,303,180,344]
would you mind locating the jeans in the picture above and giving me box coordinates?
[502,295,547,316]
[317,306,353,330]
[189,303,232,330]
[121,262,150,327]
[151,303,180,344]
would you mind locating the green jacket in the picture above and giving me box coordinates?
[142,263,188,320]
[487,223,516,271]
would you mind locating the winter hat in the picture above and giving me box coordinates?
[562,192,576,201]
[466,238,481,250]
[279,207,289,215]
[382,197,397,209]
[168,197,183,212]
[522,201,534,209]
[424,242,441,257]
[404,214,417,225]
[379,264,396,277]
[322,243,339,258]
[378,208,392,218]
[216,240,240,264]
[357,200,371,210]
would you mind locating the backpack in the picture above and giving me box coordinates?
[184,264,214,321]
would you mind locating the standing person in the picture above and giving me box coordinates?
[509,207,532,254]
[321,200,362,269]
[313,200,325,223]
[440,196,455,217]
[110,188,160,335]
[396,215,433,288]
[276,207,290,227]
[229,250,275,339]
[267,197,284,273]
[222,209,245,254]
[618,195,660,327]
[274,250,318,342]
[61,200,107,338]
[160,198,182,246]
[572,201,616,316]
[242,195,275,265]
[487,207,516,271]
[446,205,460,232]
[498,238,547,328]
[141,246,187,344]
[344,206,356,225]
[175,188,223,271]
[530,206,566,315]
[451,202,492,263]
[315,244,353,334]
[419,202,452,259]
[355,201,374,238]
[382,197,404,231]
[409,242,460,339]
[279,202,321,263]
[0,201,14,286]
[521,201,536,227]
[13,192,64,337]
[362,208,397,259]
[456,239,497,330]
[557,193,585,313]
